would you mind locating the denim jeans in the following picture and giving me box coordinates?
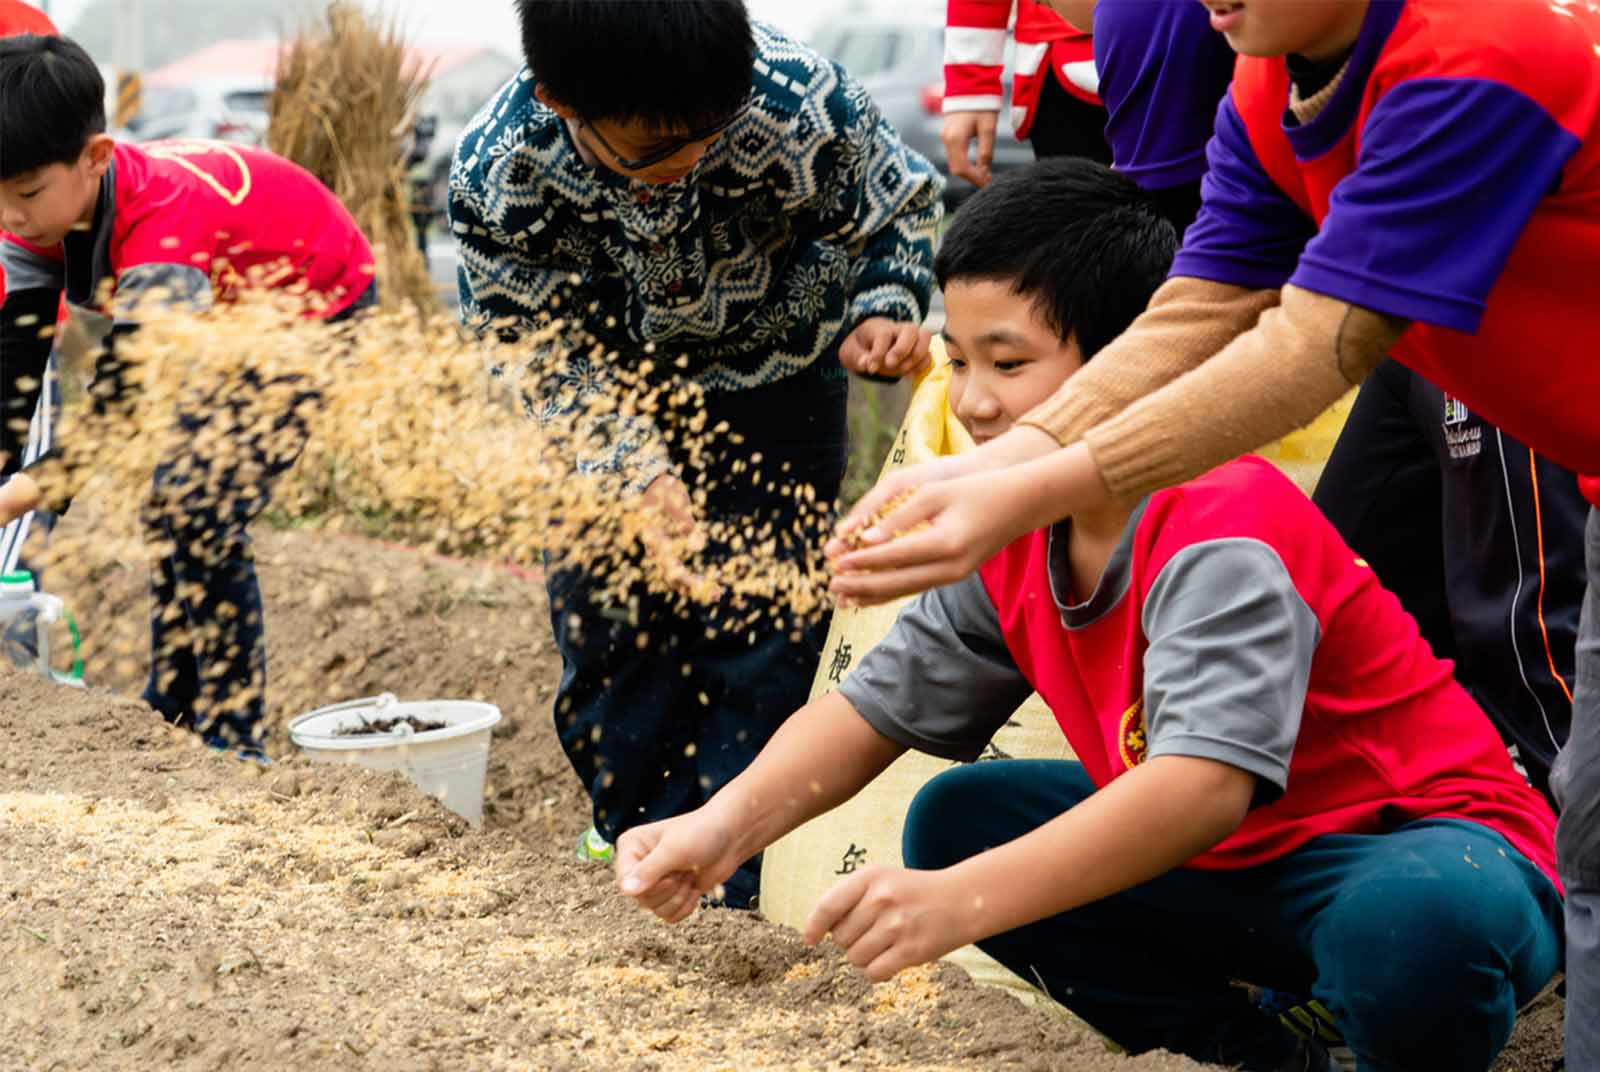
[141,282,376,753]
[904,760,1564,1072]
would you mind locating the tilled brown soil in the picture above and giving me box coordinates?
[0,518,1563,1070]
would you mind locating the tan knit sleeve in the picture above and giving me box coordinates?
[1079,285,1405,499]
[1020,275,1280,448]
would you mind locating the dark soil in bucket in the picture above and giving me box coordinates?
[335,715,449,736]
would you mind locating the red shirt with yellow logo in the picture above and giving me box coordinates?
[839,456,1558,885]
[1,140,373,320]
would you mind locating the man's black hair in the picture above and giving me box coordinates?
[0,34,106,181]
[934,158,1178,361]
[517,0,754,131]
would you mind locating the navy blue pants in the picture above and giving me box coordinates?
[141,283,375,753]
[903,760,1563,1072]
[549,358,848,907]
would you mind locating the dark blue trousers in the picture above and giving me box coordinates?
[903,760,1563,1072]
[140,283,375,754]
[549,358,848,907]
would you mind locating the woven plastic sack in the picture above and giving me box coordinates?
[1257,388,1355,493]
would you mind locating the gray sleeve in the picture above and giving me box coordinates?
[112,263,214,319]
[1140,538,1321,800]
[0,239,64,295]
[837,571,1034,762]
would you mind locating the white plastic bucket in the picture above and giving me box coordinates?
[287,693,502,826]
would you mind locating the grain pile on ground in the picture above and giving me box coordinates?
[3,522,1564,1070]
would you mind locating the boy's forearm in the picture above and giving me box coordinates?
[705,690,907,864]
[944,755,1256,945]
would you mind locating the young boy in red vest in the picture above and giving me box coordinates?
[617,159,1562,1072]
[828,5,1600,1061]
[0,35,376,752]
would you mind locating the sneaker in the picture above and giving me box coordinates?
[1256,989,1356,1072]
[576,825,614,864]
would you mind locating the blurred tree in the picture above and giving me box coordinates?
[68,0,321,70]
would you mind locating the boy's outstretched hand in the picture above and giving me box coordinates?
[615,812,742,924]
[802,865,975,982]
[838,318,931,381]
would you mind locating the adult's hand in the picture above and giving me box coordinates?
[941,110,999,187]
[827,428,1104,605]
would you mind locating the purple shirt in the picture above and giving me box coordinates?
[1094,0,1237,190]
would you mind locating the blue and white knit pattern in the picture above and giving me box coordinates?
[449,22,942,486]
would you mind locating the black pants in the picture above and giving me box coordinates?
[547,357,849,906]
[1314,360,1585,804]
[141,282,377,753]
[1028,71,1113,165]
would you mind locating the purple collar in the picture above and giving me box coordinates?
[1284,0,1405,161]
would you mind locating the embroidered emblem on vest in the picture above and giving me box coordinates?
[1442,394,1482,460]
[1118,699,1148,770]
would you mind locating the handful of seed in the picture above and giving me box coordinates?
[835,489,919,554]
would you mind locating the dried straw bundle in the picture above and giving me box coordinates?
[267,2,436,315]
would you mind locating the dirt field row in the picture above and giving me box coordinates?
[0,519,1563,1069]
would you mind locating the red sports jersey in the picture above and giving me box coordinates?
[1175,0,1600,502]
[977,456,1560,885]
[944,0,1098,139]
[5,140,374,320]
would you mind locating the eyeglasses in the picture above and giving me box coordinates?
[579,91,753,171]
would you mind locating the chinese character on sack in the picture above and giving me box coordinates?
[826,640,853,683]
[836,843,868,874]
[890,432,907,465]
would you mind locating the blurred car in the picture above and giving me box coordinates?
[811,10,1033,207]
[121,78,272,145]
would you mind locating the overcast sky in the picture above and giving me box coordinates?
[45,0,849,48]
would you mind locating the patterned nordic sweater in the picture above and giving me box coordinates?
[449,23,944,490]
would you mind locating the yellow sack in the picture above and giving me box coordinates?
[1256,389,1355,493]
[760,350,1070,1006]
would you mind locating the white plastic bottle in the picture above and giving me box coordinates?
[0,570,84,686]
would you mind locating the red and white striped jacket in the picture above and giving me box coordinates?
[943,0,1098,140]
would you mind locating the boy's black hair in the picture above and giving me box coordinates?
[517,0,754,131]
[0,34,106,181]
[935,158,1178,361]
